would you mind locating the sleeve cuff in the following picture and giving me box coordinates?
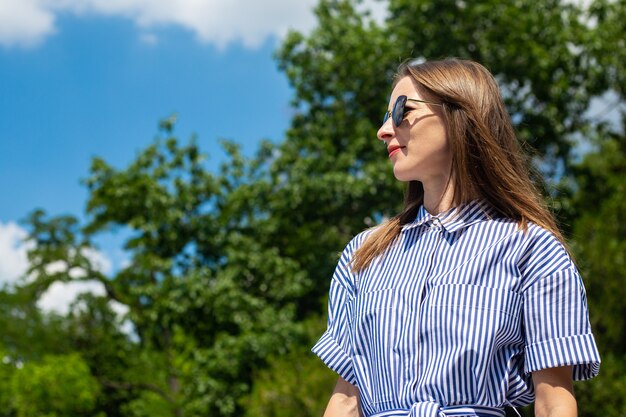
[524,333,601,380]
[311,330,356,385]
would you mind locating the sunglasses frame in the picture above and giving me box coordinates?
[383,95,442,127]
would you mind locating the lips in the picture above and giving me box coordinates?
[387,145,405,157]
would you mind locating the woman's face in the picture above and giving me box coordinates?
[377,76,452,184]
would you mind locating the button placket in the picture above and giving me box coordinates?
[412,217,445,383]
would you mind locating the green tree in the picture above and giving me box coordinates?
[570,134,626,352]
[65,293,140,417]
[564,130,626,417]
[11,353,101,417]
[21,127,309,416]
[0,287,72,361]
[567,2,626,415]
[0,347,16,417]
[243,315,337,417]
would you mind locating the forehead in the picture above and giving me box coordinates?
[389,76,423,103]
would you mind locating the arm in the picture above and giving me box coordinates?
[532,365,577,417]
[323,376,364,417]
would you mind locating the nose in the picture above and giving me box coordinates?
[377,115,394,144]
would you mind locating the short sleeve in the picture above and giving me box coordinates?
[523,266,601,380]
[311,243,357,385]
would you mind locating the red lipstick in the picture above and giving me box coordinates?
[387,145,405,158]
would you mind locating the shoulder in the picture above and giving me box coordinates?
[350,227,378,250]
[332,227,380,288]
[516,221,577,287]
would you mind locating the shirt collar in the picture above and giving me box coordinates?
[401,199,498,233]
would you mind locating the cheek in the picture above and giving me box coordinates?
[409,122,450,157]
[439,135,452,159]
[429,120,450,156]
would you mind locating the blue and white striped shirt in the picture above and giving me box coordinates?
[312,199,600,417]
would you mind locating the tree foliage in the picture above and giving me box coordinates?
[11,353,101,417]
[17,132,310,416]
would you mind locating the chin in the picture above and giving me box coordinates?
[392,168,418,182]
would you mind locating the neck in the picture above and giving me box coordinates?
[422,175,456,215]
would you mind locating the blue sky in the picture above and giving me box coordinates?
[0,0,339,294]
[0,16,293,223]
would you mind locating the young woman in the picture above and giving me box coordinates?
[312,59,600,417]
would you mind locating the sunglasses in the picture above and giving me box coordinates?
[383,95,442,127]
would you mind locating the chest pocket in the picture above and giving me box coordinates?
[419,283,523,398]
[350,288,399,407]
[425,283,522,344]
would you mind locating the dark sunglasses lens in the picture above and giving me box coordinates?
[383,112,389,125]
[393,95,407,127]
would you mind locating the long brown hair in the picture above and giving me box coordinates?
[351,58,567,273]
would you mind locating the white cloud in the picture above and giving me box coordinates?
[109,298,129,316]
[39,246,112,278]
[43,259,68,275]
[0,0,387,49]
[37,278,135,338]
[36,254,134,338]
[37,245,114,314]
[37,274,134,338]
[37,279,106,315]
[0,0,55,48]
[109,298,136,339]
[0,220,125,323]
[0,222,31,286]
[82,246,113,275]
